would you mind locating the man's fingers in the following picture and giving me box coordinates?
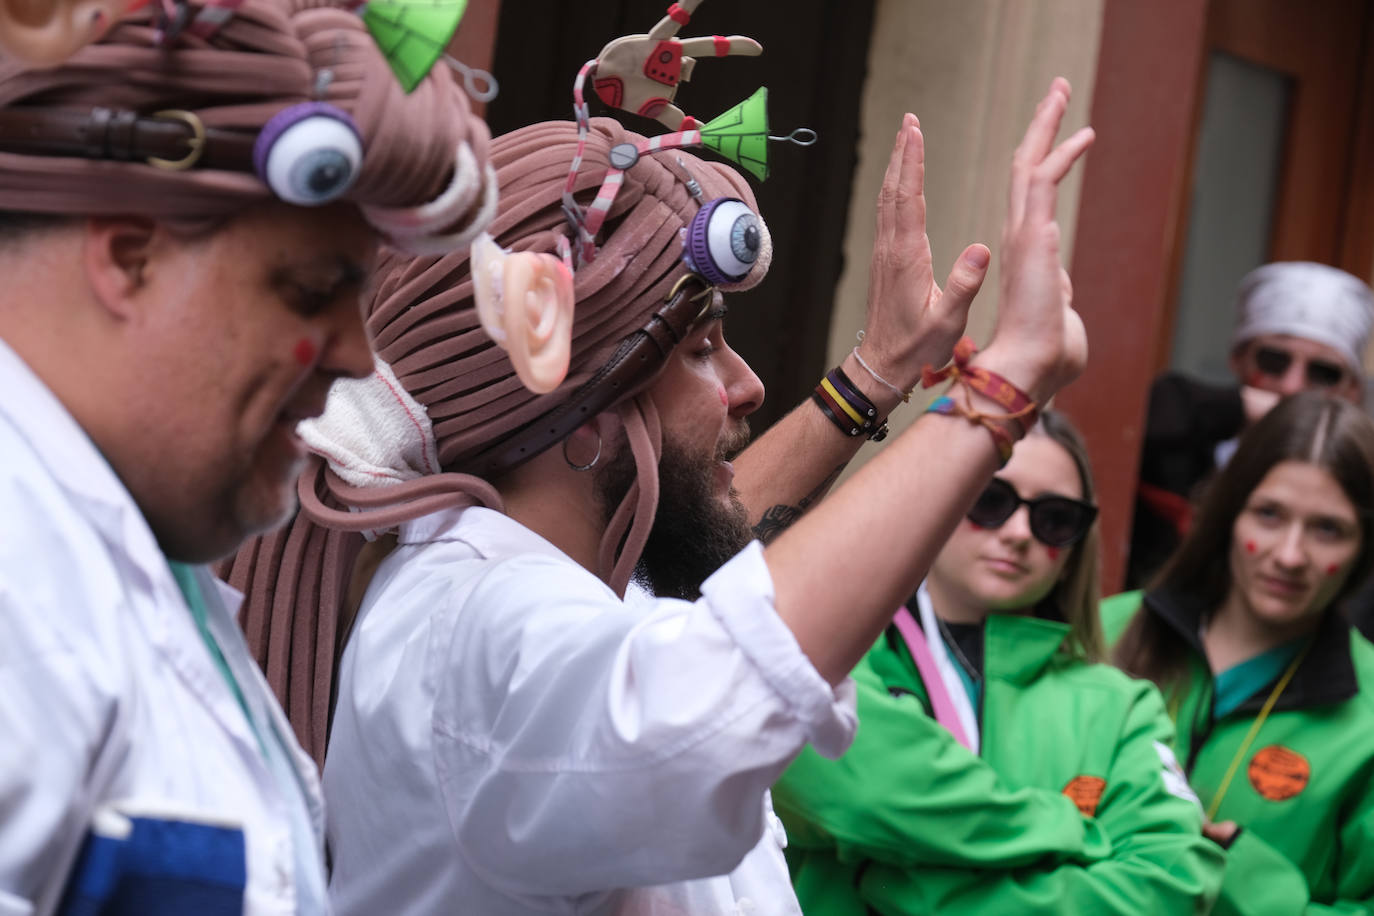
[892,122,927,242]
[937,244,991,323]
[1041,126,1096,184]
[875,116,912,245]
[1021,79,1072,165]
[1007,80,1072,227]
[1024,127,1095,224]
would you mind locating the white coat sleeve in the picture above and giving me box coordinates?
[430,541,856,898]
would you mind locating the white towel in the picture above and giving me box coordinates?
[298,355,440,488]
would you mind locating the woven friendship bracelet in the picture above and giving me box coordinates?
[924,395,1015,467]
[921,336,1038,435]
[920,337,1040,466]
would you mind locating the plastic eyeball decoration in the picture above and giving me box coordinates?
[254,102,364,207]
[685,197,763,286]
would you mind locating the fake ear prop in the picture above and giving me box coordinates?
[471,233,575,394]
[0,0,129,64]
[362,0,469,93]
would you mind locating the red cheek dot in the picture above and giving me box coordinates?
[293,338,318,367]
[967,521,983,531]
[1328,563,1342,576]
[1245,540,1257,554]
[1047,547,1061,561]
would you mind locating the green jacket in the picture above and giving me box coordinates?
[1103,590,1374,915]
[774,612,1223,915]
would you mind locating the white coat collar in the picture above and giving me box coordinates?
[399,504,580,567]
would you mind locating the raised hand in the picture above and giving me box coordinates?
[859,114,991,392]
[977,77,1095,402]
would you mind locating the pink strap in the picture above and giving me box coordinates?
[892,606,974,750]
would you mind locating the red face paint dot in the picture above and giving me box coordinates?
[967,521,983,531]
[1328,563,1342,576]
[293,338,318,367]
[1245,540,1257,554]
[1046,547,1061,561]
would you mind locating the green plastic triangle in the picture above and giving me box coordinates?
[699,86,771,181]
[362,0,469,93]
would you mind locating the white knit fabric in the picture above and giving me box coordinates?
[298,356,440,488]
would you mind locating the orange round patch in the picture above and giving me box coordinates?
[1248,745,1310,801]
[1062,775,1107,817]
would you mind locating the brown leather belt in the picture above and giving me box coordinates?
[0,107,256,172]
[465,272,718,479]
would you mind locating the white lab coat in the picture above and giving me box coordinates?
[324,506,857,915]
[0,340,328,915]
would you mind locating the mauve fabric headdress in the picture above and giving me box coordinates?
[0,0,494,251]
[223,117,771,762]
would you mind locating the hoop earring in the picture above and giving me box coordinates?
[563,431,601,471]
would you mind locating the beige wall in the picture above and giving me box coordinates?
[828,0,1104,472]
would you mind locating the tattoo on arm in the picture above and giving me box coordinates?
[752,463,845,544]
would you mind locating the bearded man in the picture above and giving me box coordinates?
[229,80,1092,913]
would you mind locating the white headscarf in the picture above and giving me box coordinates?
[1232,261,1374,377]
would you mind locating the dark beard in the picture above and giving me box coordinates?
[597,428,754,601]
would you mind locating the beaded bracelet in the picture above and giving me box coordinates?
[812,365,889,441]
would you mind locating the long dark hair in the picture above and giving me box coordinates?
[1115,392,1374,692]
[1035,409,1105,661]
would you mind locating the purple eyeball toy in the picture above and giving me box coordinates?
[685,197,762,285]
[254,102,363,206]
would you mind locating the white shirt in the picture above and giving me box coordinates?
[324,506,856,915]
[0,340,328,916]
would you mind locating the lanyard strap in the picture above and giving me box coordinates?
[893,606,974,751]
[1204,640,1313,821]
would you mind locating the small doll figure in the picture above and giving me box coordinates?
[592,0,761,131]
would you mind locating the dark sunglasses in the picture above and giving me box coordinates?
[967,477,1098,548]
[1253,346,1346,388]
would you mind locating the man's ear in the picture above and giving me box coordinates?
[83,216,157,321]
[0,0,129,65]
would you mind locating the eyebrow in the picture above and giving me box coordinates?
[270,255,369,295]
[691,293,729,331]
